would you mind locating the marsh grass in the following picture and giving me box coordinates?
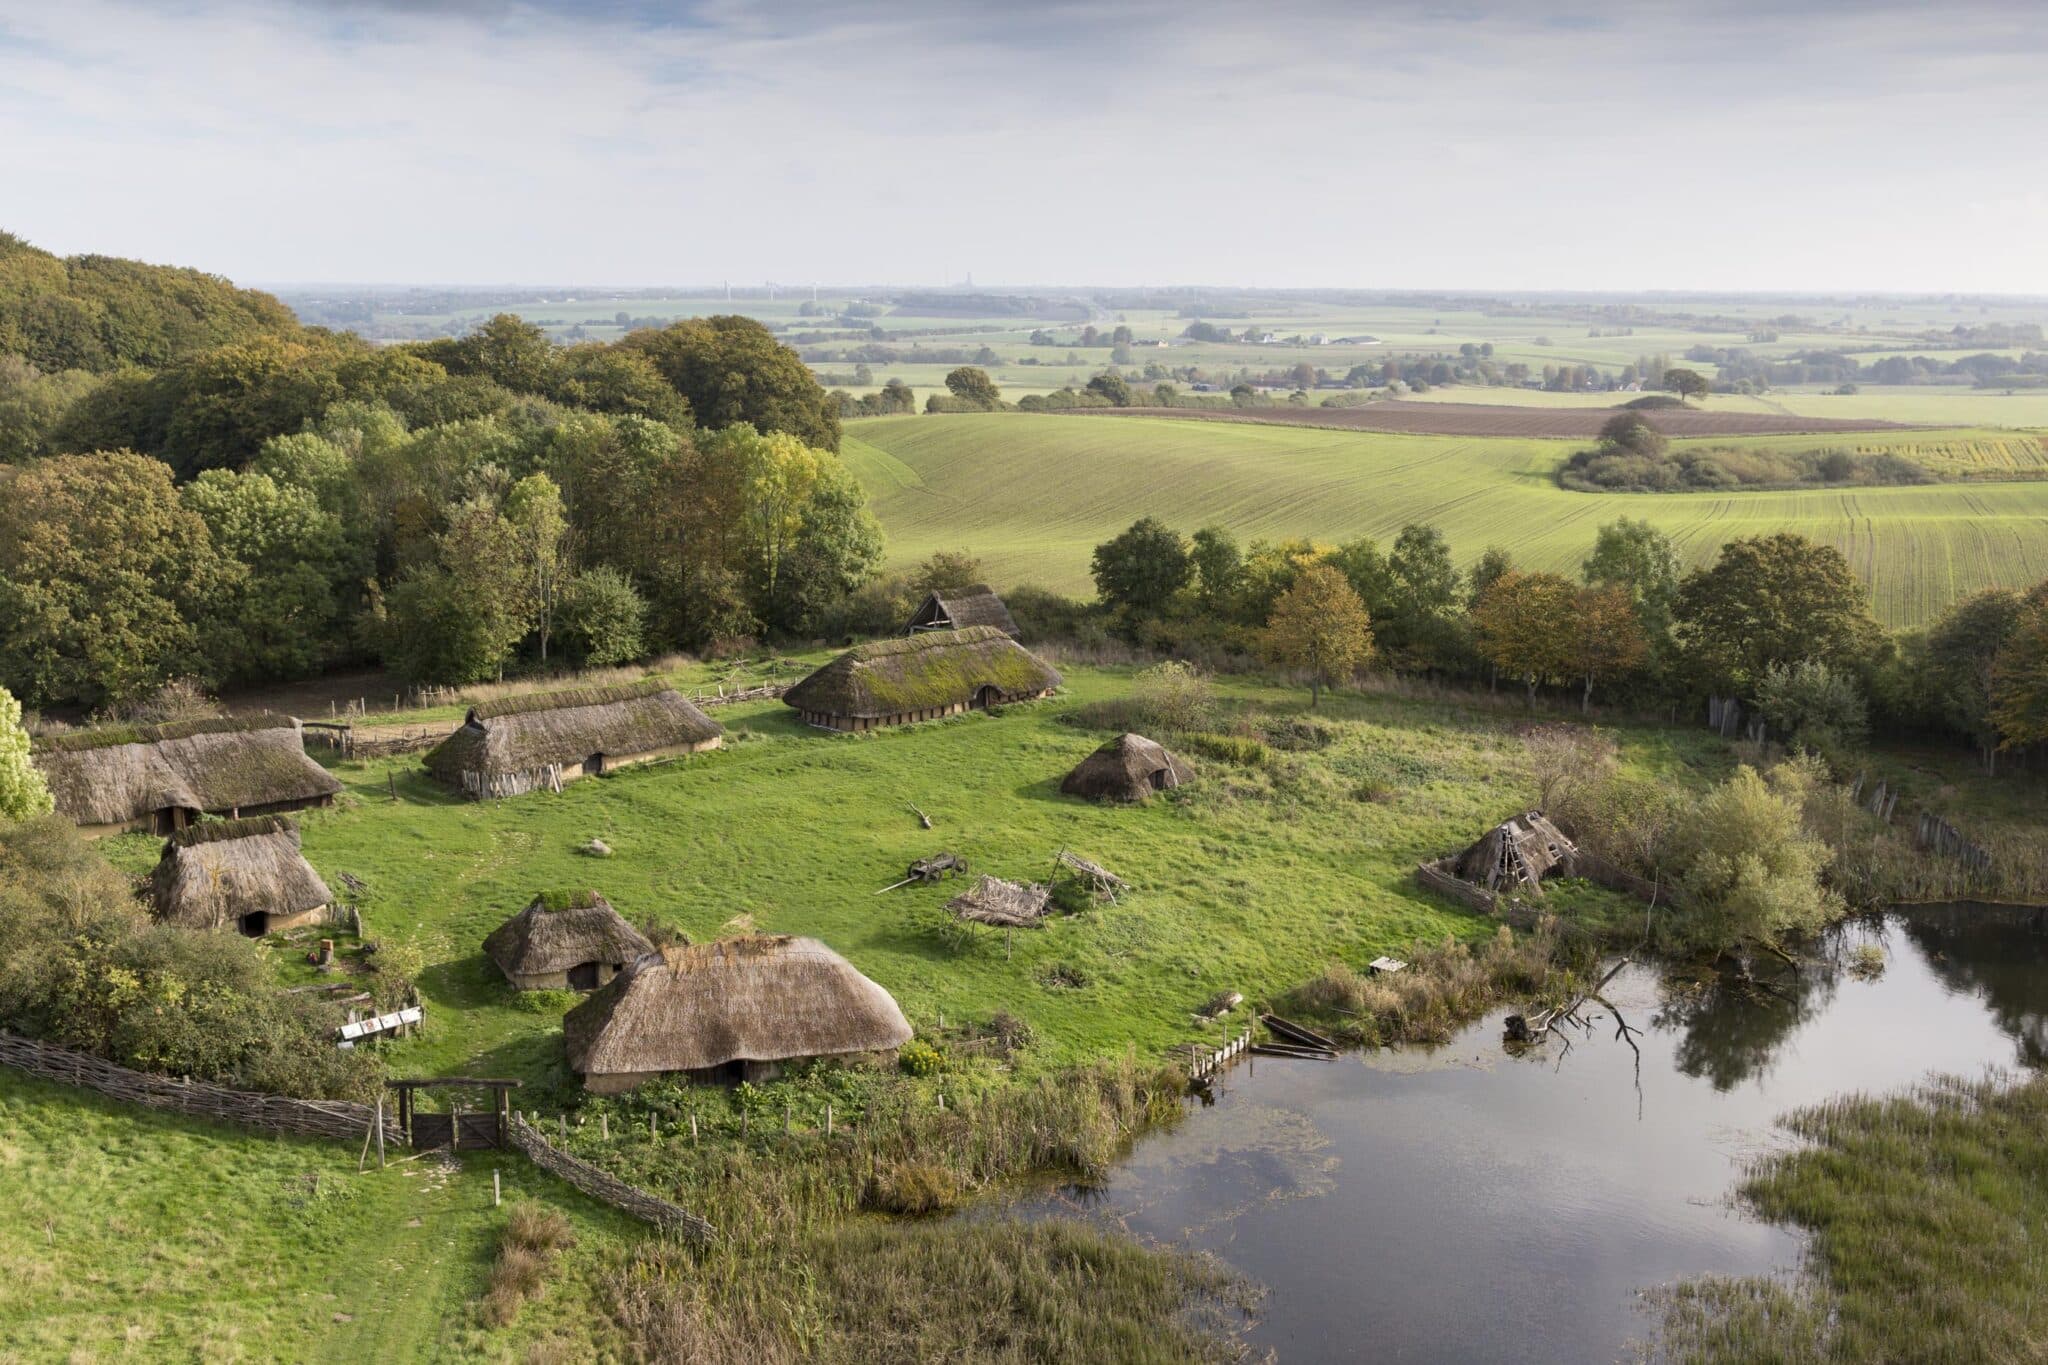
[1657,1072,2048,1363]
[1281,922,1587,1045]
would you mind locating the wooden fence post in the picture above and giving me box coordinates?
[825,1103,833,1137]
[493,1169,501,1207]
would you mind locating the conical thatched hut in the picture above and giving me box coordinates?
[149,815,333,937]
[34,715,343,837]
[424,681,722,799]
[1060,733,1193,802]
[564,936,913,1091]
[783,626,1061,732]
[483,892,657,992]
[1452,811,1577,894]
[906,584,1020,638]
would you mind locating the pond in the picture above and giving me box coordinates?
[1012,906,2048,1363]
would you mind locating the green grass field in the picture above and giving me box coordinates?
[0,1069,634,1362]
[841,413,2048,626]
[99,667,1714,1091]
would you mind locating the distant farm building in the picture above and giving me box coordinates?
[782,626,1061,732]
[905,584,1021,638]
[423,681,721,799]
[149,815,333,938]
[483,891,656,992]
[33,715,343,837]
[1060,733,1193,802]
[563,936,913,1091]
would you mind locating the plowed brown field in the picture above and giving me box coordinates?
[1086,402,1912,439]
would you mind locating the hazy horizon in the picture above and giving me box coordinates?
[5,0,2045,294]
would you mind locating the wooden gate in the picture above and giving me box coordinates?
[389,1077,521,1151]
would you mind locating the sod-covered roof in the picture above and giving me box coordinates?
[484,892,656,979]
[423,680,721,781]
[150,815,332,930]
[782,626,1061,720]
[909,585,1020,637]
[1059,733,1193,802]
[564,936,912,1076]
[33,715,343,827]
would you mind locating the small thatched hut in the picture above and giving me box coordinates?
[783,626,1061,732]
[1060,733,1193,802]
[1452,811,1577,894]
[34,715,343,837]
[483,892,656,992]
[149,815,333,937]
[563,936,912,1091]
[906,584,1020,638]
[423,681,722,799]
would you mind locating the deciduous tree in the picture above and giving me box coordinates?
[1263,563,1374,708]
[0,685,51,823]
[1471,570,1579,707]
[1672,533,1885,696]
[943,367,1002,410]
[1090,517,1191,620]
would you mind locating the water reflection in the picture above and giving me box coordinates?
[1006,907,2048,1364]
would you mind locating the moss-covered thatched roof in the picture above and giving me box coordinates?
[909,585,1020,637]
[150,815,332,929]
[1059,733,1192,802]
[423,681,721,782]
[33,716,342,827]
[782,626,1060,720]
[484,893,656,978]
[564,936,912,1075]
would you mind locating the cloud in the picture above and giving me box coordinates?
[0,0,2043,290]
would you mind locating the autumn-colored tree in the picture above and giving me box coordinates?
[1573,584,1649,711]
[1262,564,1374,708]
[1471,570,1579,708]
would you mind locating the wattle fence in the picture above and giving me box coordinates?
[507,1116,715,1242]
[0,1031,375,1140]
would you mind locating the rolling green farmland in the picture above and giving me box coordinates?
[842,413,2048,625]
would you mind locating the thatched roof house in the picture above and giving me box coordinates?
[149,815,333,937]
[423,680,721,799]
[1060,733,1193,802]
[907,584,1020,638]
[1452,811,1577,894]
[783,626,1061,732]
[483,891,656,992]
[34,715,343,837]
[564,935,912,1091]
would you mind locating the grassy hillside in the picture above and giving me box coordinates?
[0,1069,632,1361]
[100,666,1715,1091]
[842,413,2048,626]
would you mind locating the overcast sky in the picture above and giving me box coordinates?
[2,0,2043,293]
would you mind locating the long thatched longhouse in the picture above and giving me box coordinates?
[424,681,722,799]
[783,626,1061,732]
[33,715,343,837]
[564,936,913,1091]
[150,815,334,937]
[483,892,657,991]
[906,584,1021,638]
[1060,733,1193,802]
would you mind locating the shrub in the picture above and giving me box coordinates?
[898,1039,944,1077]
[1131,660,1213,733]
[1755,659,1869,755]
[513,988,581,1015]
[1668,764,1839,953]
[1179,731,1269,766]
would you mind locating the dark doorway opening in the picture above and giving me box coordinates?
[1147,767,1171,791]
[586,752,606,776]
[567,961,600,991]
[972,685,1001,710]
[237,911,268,937]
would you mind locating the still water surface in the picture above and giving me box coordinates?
[1016,907,2048,1363]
